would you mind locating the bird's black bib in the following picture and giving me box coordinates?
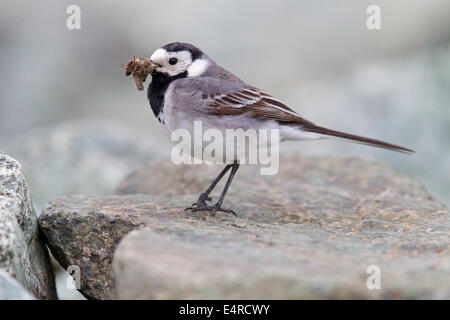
[147,71,188,120]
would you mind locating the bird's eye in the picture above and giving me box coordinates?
[169,58,178,65]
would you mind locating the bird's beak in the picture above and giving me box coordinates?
[150,60,162,68]
[149,60,162,74]
[149,48,167,71]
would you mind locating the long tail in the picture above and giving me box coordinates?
[301,124,414,154]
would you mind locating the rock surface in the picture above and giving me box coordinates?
[3,119,156,210]
[0,269,35,300]
[41,154,449,299]
[39,195,150,300]
[0,152,56,299]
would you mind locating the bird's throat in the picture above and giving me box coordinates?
[147,71,187,120]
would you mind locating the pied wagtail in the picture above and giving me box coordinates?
[125,42,413,217]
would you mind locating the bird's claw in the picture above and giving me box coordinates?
[185,203,237,217]
[190,192,212,207]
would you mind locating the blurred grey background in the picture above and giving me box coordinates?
[1,1,449,207]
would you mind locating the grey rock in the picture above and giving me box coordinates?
[41,154,449,299]
[39,195,150,300]
[0,269,35,300]
[0,152,56,299]
[3,119,156,211]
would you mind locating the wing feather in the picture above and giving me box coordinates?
[205,86,315,125]
[200,82,413,154]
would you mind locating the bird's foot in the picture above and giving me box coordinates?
[185,202,237,217]
[190,192,212,207]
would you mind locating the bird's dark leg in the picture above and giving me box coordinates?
[191,164,233,207]
[185,162,240,217]
[211,162,239,216]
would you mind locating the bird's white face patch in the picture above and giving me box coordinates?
[150,48,194,77]
[150,48,209,77]
[187,58,209,77]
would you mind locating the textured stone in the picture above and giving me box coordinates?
[0,152,56,299]
[41,154,448,299]
[39,195,149,300]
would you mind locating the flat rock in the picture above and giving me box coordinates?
[0,152,56,299]
[41,154,448,299]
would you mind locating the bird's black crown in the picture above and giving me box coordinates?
[162,42,203,61]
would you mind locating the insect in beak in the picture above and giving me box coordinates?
[150,60,162,68]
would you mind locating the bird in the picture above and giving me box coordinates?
[129,42,414,217]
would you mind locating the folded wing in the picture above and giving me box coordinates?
[186,78,414,154]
